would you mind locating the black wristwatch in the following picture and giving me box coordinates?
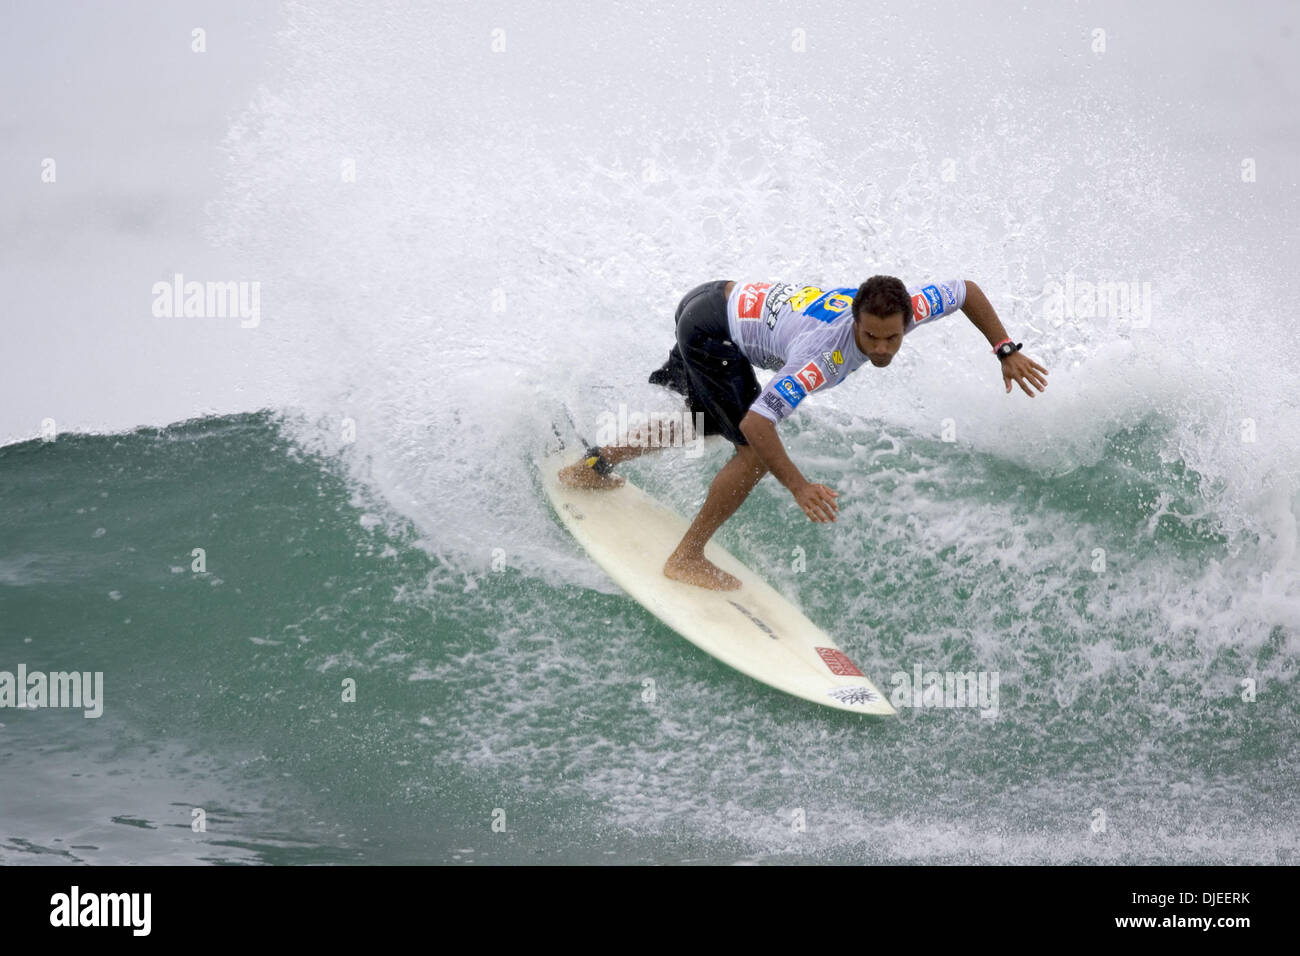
[994,340,1023,361]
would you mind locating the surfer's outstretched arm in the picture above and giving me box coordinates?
[739,412,838,523]
[960,280,1049,397]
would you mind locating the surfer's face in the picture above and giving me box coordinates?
[855,312,906,366]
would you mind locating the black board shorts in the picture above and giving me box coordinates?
[648,280,761,446]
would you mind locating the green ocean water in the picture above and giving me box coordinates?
[1,412,1294,864]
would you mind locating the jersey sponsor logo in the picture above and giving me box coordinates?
[941,282,957,307]
[788,286,824,311]
[737,282,772,320]
[795,360,826,392]
[761,393,789,420]
[822,350,844,377]
[816,647,864,677]
[911,293,930,321]
[773,376,806,408]
[802,289,855,322]
[913,284,944,322]
[764,282,798,330]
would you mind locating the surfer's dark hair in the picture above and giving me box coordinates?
[853,275,911,326]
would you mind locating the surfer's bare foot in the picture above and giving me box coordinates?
[558,460,625,490]
[663,551,741,591]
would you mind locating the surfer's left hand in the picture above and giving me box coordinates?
[1002,353,1049,396]
[794,481,839,523]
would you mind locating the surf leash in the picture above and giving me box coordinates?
[553,403,615,476]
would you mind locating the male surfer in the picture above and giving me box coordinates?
[559,276,1048,590]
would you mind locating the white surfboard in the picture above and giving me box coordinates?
[538,448,895,715]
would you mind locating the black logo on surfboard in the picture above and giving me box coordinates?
[727,600,779,640]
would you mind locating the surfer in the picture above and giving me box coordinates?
[559,276,1048,590]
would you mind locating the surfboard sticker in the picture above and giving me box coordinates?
[538,449,895,716]
[815,647,864,677]
[827,687,882,706]
[727,599,779,640]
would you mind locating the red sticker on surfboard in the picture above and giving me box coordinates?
[816,647,864,677]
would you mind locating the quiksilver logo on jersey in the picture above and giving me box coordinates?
[738,282,771,320]
[912,292,930,321]
[795,361,825,392]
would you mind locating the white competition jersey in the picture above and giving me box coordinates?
[726,279,967,423]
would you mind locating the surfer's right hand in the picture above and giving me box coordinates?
[794,482,839,523]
